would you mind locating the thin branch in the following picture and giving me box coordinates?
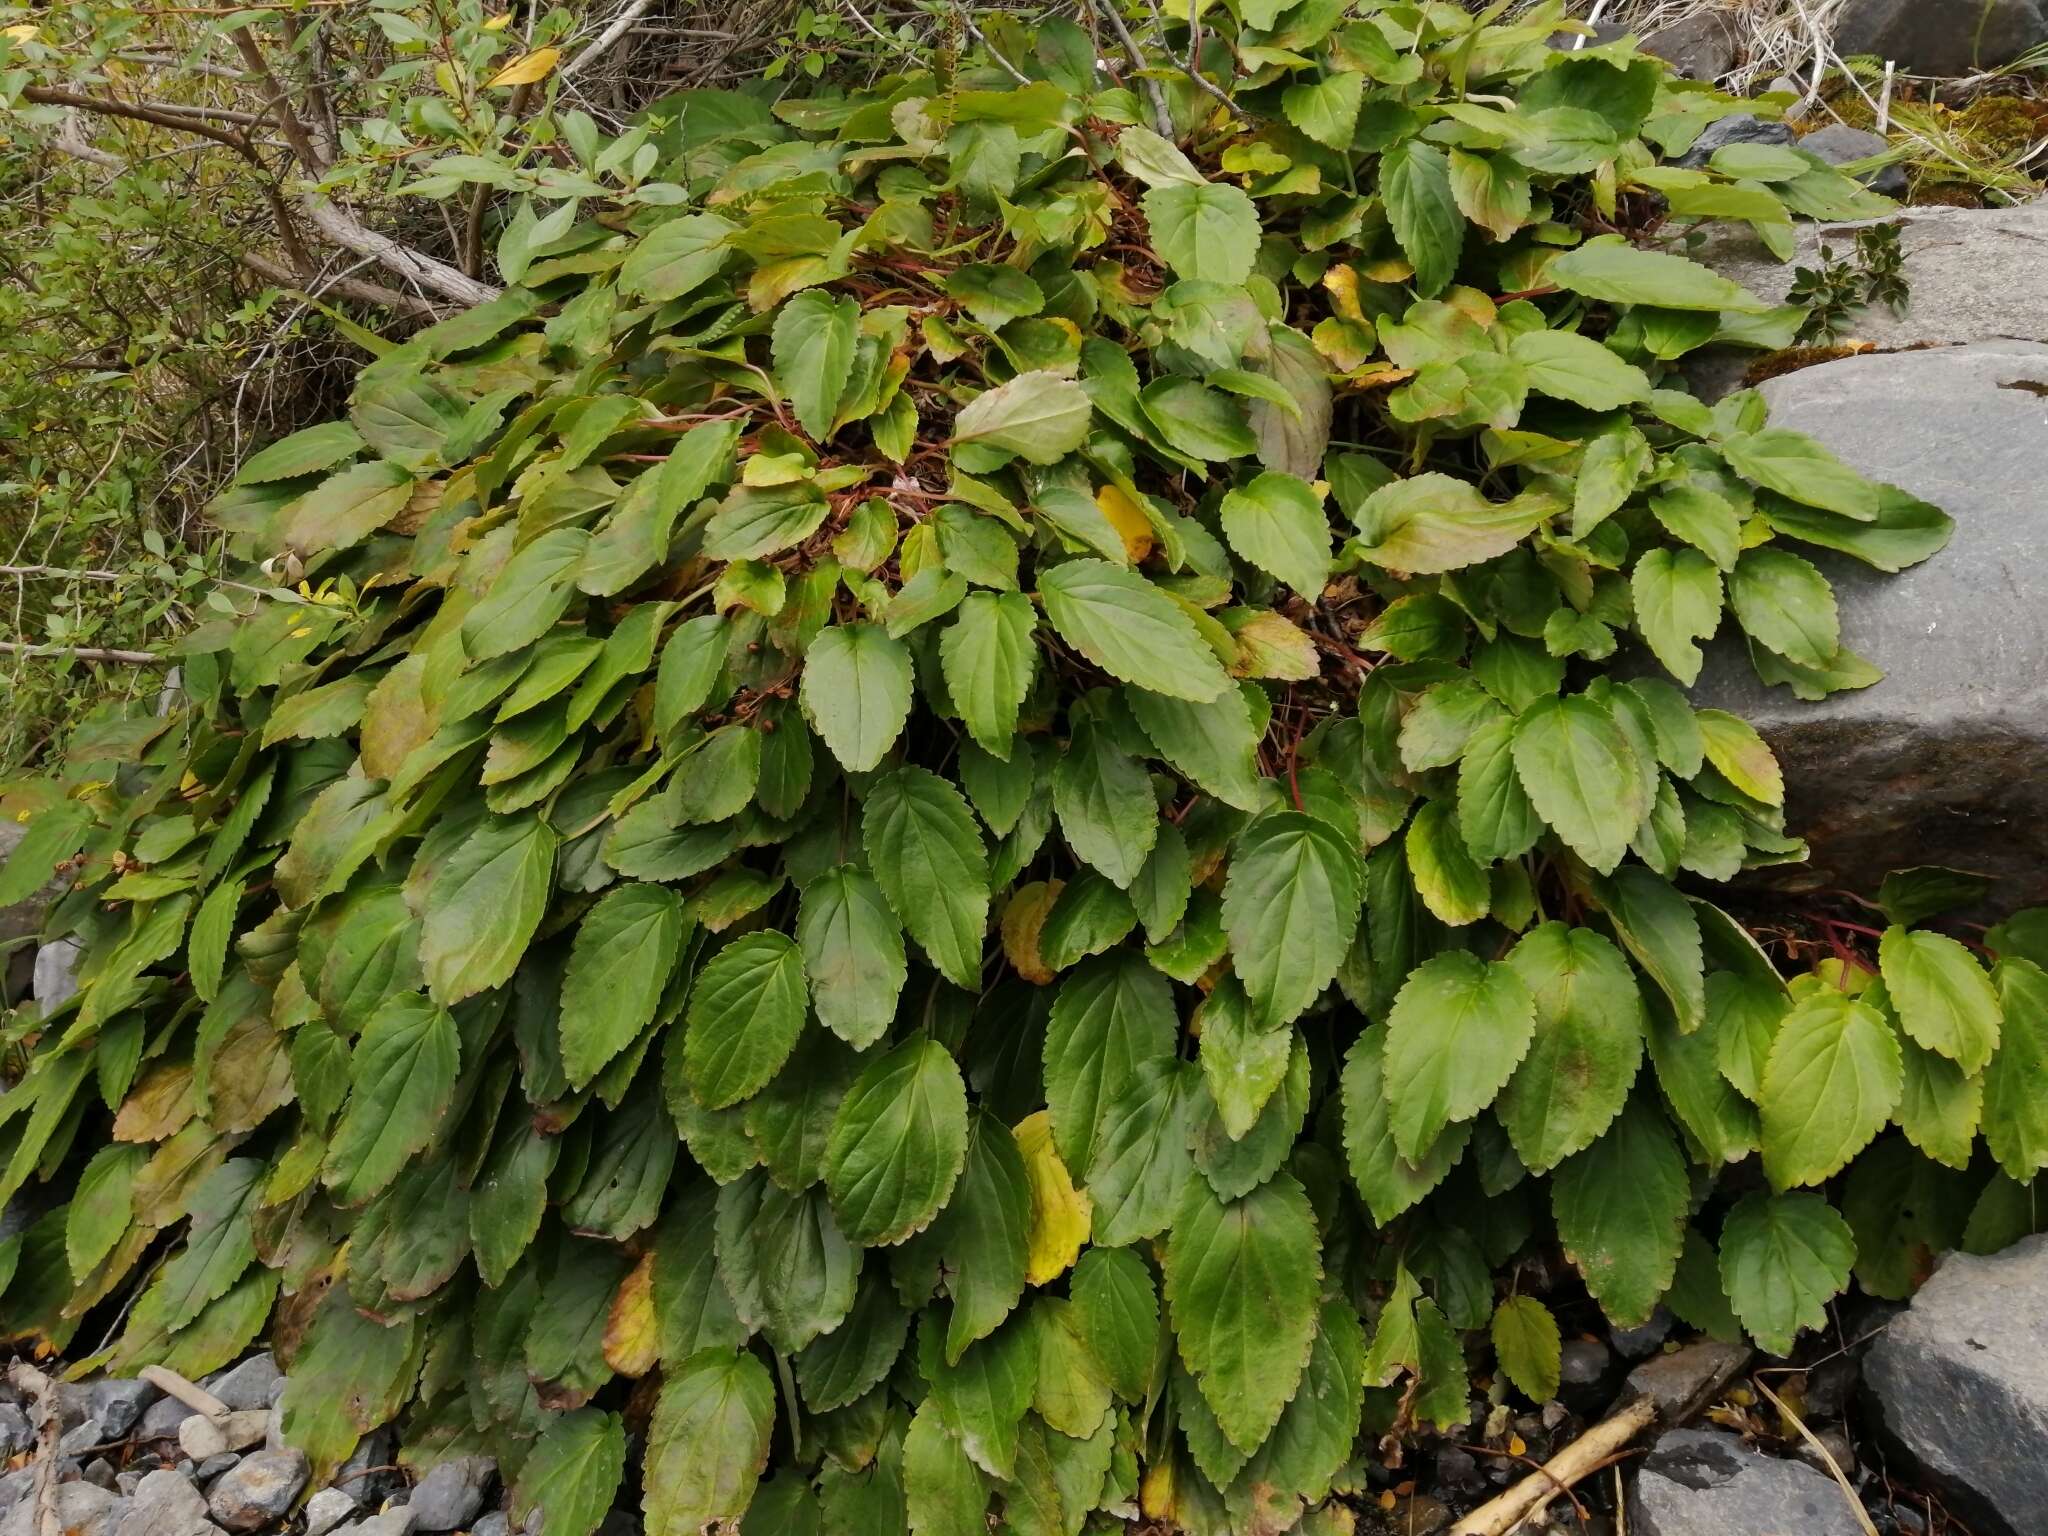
[239,250,442,317]
[559,0,666,81]
[0,642,162,665]
[21,86,256,159]
[227,25,328,170]
[1085,0,1173,136]
[960,12,1033,87]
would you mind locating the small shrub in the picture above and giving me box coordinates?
[3,10,2040,1535]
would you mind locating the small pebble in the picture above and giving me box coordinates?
[193,1456,240,1484]
[178,1419,228,1464]
[302,1488,359,1536]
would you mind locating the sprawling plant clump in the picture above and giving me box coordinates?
[5,6,2045,1533]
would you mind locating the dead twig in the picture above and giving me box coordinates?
[7,1360,64,1536]
[1450,1395,1658,1536]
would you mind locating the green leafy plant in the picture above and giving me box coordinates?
[2,8,2038,1535]
[1788,221,1909,343]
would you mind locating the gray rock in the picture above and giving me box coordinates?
[402,1459,493,1533]
[193,1456,240,1484]
[1864,1235,2048,1536]
[116,1469,220,1536]
[137,1398,196,1443]
[91,1380,164,1440]
[178,1418,228,1464]
[33,937,81,1010]
[204,1450,308,1533]
[200,1358,279,1416]
[0,1471,30,1516]
[61,1418,108,1457]
[0,1481,125,1536]
[1678,113,1794,168]
[1611,1308,1675,1360]
[1696,201,2048,366]
[302,1489,358,1536]
[1687,342,2048,902]
[1795,1426,1858,1482]
[84,1463,119,1493]
[469,1514,509,1536]
[1624,1340,1754,1425]
[1628,1429,1867,1536]
[1834,0,2048,76]
[1563,11,1739,79]
[1797,123,1908,197]
[0,1406,30,1457]
[332,1433,396,1508]
[331,1512,416,1536]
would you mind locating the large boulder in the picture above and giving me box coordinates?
[1864,1236,2048,1536]
[1627,1429,1868,1535]
[1833,0,2048,75]
[1688,341,2048,902]
[1696,202,2048,370]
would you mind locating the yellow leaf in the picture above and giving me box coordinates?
[2,23,38,41]
[1000,880,1063,986]
[488,46,559,87]
[1508,1432,1527,1456]
[1095,484,1155,564]
[602,1252,659,1377]
[1322,262,1365,322]
[482,11,514,28]
[1359,257,1414,283]
[1013,1110,1090,1285]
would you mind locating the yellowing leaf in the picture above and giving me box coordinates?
[1095,484,1155,563]
[1013,1110,1090,1284]
[488,46,559,87]
[603,1252,659,1377]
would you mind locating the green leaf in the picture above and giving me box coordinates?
[1511,694,1647,875]
[1068,1247,1158,1404]
[800,622,914,773]
[1498,923,1645,1173]
[1448,149,1534,242]
[1457,715,1544,864]
[1695,709,1783,806]
[715,1173,857,1353]
[643,1350,775,1536]
[1348,475,1555,575]
[825,1037,970,1246]
[945,263,1045,328]
[1037,560,1230,702]
[157,1158,260,1328]
[322,993,460,1206]
[1044,953,1176,1179]
[1721,428,1880,520]
[1384,951,1535,1160]
[933,1115,1031,1362]
[1717,1190,1855,1355]
[950,371,1092,465]
[904,1400,988,1536]
[420,811,558,1006]
[919,1313,1036,1480]
[1545,234,1770,312]
[1128,685,1266,814]
[1759,990,1902,1190]
[1631,547,1723,686]
[939,593,1038,758]
[1406,799,1490,926]
[1223,811,1365,1030]
[512,1410,627,1536]
[1878,925,2001,1075]
[560,882,685,1088]
[1490,1296,1561,1403]
[1219,471,1332,598]
[1164,1171,1322,1455]
[772,289,861,440]
[684,932,810,1110]
[796,866,906,1049]
[1600,868,1706,1034]
[1052,723,1158,889]
[237,420,364,483]
[1381,140,1462,297]
[1142,181,1261,286]
[460,529,590,661]
[1341,1026,1469,1223]
[1509,330,1650,410]
[1983,959,2048,1181]
[703,483,832,562]
[1728,547,1839,669]
[863,766,991,990]
[65,1143,143,1281]
[1085,1057,1200,1247]
[276,459,415,556]
[1282,69,1365,148]
[1551,1097,1689,1327]
[619,211,736,301]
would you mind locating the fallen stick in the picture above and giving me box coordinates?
[7,1360,65,1536]
[138,1364,232,1423]
[1450,1396,1657,1536]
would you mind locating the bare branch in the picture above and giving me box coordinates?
[960,12,1033,88]
[1084,0,1173,137]
[227,25,328,171]
[560,0,666,81]
[0,642,163,665]
[238,251,442,317]
[22,85,257,159]
[296,195,503,307]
